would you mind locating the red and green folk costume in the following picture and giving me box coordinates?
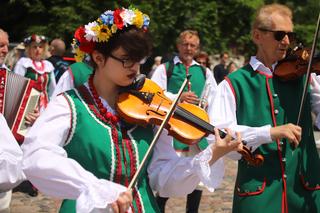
[13,57,56,109]
[60,86,159,213]
[163,58,212,152]
[226,64,320,213]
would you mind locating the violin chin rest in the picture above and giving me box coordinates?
[132,74,146,90]
[119,74,146,92]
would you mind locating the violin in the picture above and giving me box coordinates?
[274,44,320,81]
[116,77,264,167]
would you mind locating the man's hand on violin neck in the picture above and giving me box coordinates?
[270,123,301,147]
[180,91,199,105]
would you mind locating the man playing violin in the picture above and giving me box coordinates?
[210,3,320,213]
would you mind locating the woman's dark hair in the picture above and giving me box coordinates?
[195,51,210,68]
[91,27,152,68]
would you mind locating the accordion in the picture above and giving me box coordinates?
[0,68,41,143]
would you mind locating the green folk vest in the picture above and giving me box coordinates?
[70,62,93,87]
[59,87,159,213]
[25,67,51,99]
[227,64,320,213]
[166,62,208,151]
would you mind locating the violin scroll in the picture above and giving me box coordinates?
[238,146,264,166]
[274,44,320,81]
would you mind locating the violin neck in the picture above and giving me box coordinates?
[175,106,224,137]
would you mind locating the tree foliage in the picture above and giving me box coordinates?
[0,0,319,58]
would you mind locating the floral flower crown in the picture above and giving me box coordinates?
[24,34,47,46]
[72,7,150,62]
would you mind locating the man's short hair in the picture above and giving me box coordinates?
[176,30,200,45]
[0,28,9,39]
[252,3,292,30]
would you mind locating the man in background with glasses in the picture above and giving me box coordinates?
[209,3,320,213]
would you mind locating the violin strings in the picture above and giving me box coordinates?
[175,106,215,133]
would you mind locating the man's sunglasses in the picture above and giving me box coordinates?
[258,28,296,42]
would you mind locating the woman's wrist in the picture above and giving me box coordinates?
[208,144,224,165]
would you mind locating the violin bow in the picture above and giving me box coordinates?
[128,74,192,189]
[296,13,320,125]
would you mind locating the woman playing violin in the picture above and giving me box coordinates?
[21,7,242,213]
[210,3,320,213]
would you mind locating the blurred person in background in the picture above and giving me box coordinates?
[213,52,229,84]
[14,34,56,111]
[47,38,72,82]
[227,61,237,73]
[147,55,162,78]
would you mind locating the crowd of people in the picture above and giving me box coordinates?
[1,3,320,213]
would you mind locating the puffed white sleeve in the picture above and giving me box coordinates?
[208,80,272,160]
[205,68,218,107]
[51,69,74,98]
[0,114,26,192]
[21,95,127,213]
[13,58,27,77]
[147,129,224,197]
[150,64,178,101]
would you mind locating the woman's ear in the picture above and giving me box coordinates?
[91,50,106,67]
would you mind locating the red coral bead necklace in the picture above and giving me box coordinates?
[88,74,119,125]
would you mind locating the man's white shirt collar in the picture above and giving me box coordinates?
[173,56,200,66]
[249,56,277,76]
[0,64,8,69]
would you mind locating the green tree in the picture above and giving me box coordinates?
[0,0,318,57]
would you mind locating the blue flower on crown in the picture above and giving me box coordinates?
[100,10,114,25]
[143,15,150,28]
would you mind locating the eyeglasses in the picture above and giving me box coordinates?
[258,28,296,42]
[181,43,198,49]
[109,54,147,68]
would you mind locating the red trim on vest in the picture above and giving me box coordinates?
[237,178,267,196]
[29,68,49,108]
[77,86,122,183]
[265,74,288,213]
[133,188,143,213]
[255,70,273,78]
[68,67,75,85]
[300,175,320,191]
[225,77,237,104]
[0,69,7,114]
[39,73,49,108]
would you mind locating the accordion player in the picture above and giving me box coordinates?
[0,68,41,143]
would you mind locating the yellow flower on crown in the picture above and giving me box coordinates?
[97,25,112,42]
[133,9,144,28]
[74,48,85,62]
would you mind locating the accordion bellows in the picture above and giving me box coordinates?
[0,68,41,143]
